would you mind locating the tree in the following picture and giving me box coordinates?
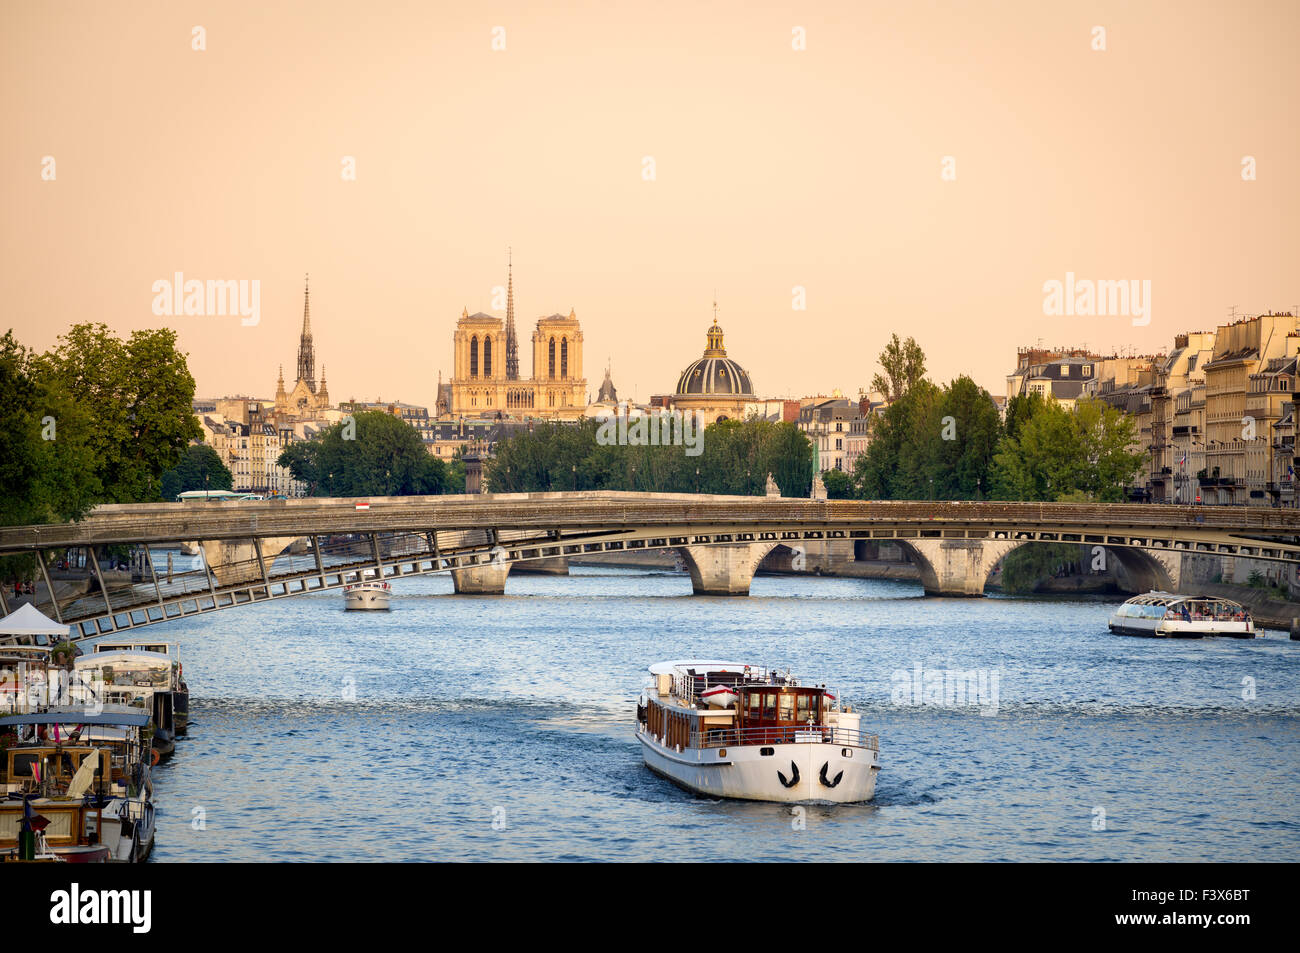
[0,330,101,582]
[821,469,852,499]
[988,397,1143,501]
[277,411,448,496]
[870,333,927,403]
[931,376,1002,499]
[852,379,942,499]
[762,421,814,498]
[159,444,233,501]
[483,417,815,497]
[38,324,201,503]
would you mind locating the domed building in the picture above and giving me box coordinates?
[669,311,756,424]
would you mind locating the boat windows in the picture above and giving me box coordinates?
[778,694,795,721]
[759,747,774,757]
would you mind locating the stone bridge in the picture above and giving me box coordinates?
[1,492,1297,638]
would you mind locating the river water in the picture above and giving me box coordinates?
[126,566,1298,862]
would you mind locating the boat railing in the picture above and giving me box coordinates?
[670,668,820,706]
[689,725,879,751]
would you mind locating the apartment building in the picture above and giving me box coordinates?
[1202,312,1300,505]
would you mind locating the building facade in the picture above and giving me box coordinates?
[448,259,587,419]
[1203,312,1300,505]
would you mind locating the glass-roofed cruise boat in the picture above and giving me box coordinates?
[1108,591,1257,639]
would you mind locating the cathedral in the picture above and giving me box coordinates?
[447,256,587,419]
[274,276,332,418]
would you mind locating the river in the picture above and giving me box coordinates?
[128,566,1299,861]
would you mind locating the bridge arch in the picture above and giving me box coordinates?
[677,541,779,596]
[889,537,1180,597]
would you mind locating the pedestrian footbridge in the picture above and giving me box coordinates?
[1,492,1297,638]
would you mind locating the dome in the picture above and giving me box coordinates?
[675,320,755,397]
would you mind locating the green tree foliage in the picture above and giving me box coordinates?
[38,324,201,503]
[870,333,927,402]
[988,397,1142,502]
[0,332,104,582]
[444,447,467,494]
[276,411,448,496]
[0,331,101,526]
[998,543,1086,594]
[159,444,234,500]
[484,417,814,496]
[853,376,1000,500]
[821,469,853,499]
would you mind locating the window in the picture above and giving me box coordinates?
[548,338,556,378]
[561,337,568,378]
[469,336,478,377]
[483,336,492,377]
[778,693,795,721]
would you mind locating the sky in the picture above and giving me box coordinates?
[3,0,1297,409]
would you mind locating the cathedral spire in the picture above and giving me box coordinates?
[504,247,520,380]
[296,274,317,393]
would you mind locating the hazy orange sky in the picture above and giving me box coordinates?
[4,0,1297,408]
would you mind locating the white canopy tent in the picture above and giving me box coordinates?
[0,602,69,639]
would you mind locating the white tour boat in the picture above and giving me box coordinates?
[1108,591,1257,638]
[343,581,391,610]
[636,660,880,803]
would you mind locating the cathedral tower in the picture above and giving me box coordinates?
[296,275,316,393]
[505,249,520,380]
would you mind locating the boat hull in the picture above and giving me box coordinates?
[1108,618,1256,638]
[344,588,390,610]
[639,729,878,803]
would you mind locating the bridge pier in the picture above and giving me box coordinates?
[200,537,298,587]
[451,561,511,594]
[510,556,570,575]
[679,542,778,596]
[903,538,1020,597]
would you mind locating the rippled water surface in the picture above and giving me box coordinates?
[127,568,1299,861]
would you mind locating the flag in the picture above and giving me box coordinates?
[22,796,49,832]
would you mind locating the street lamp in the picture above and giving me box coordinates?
[572,464,577,491]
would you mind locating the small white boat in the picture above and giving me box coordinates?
[700,685,739,708]
[637,660,880,803]
[343,582,391,611]
[1108,591,1257,638]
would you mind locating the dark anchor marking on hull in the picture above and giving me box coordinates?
[819,762,843,788]
[777,762,800,788]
